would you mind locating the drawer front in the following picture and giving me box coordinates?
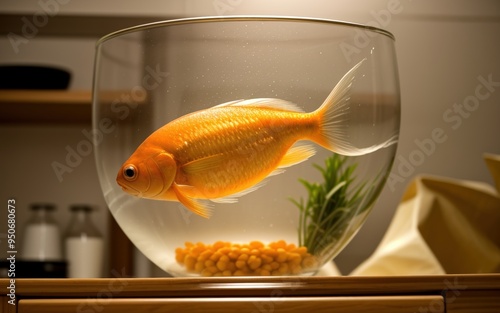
[19,296,443,313]
[1,296,16,313]
[447,290,500,313]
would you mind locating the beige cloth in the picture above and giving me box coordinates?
[351,154,500,275]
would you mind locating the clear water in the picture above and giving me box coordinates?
[93,17,400,276]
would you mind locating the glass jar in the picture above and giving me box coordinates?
[64,205,104,278]
[21,203,62,261]
[93,16,400,276]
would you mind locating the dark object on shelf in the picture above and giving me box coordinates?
[0,260,67,278]
[0,65,71,89]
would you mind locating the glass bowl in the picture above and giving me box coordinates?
[93,16,400,277]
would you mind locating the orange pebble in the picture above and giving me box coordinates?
[227,262,236,272]
[288,253,302,265]
[184,255,196,271]
[204,259,215,267]
[261,254,273,264]
[218,247,231,255]
[175,249,185,263]
[302,256,317,269]
[210,252,222,262]
[228,249,240,260]
[278,263,289,275]
[190,246,204,257]
[248,255,262,270]
[197,250,212,262]
[294,246,308,255]
[201,269,213,277]
[240,247,250,254]
[259,269,271,276]
[235,260,247,269]
[213,241,226,250]
[216,260,227,271]
[272,240,287,249]
[250,241,264,249]
[250,249,260,256]
[195,261,204,272]
[270,262,280,270]
[233,270,248,276]
[276,249,287,263]
[262,247,277,258]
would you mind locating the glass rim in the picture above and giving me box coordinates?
[96,15,395,46]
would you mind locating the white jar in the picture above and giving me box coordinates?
[64,205,104,278]
[21,203,63,261]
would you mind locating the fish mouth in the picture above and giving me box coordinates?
[117,181,142,197]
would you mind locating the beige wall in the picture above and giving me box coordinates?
[1,0,499,275]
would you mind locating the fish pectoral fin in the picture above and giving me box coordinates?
[278,143,316,169]
[173,183,213,218]
[182,154,226,174]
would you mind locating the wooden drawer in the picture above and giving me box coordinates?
[19,296,443,313]
[446,290,500,313]
[2,275,499,313]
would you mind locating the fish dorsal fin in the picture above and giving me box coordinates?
[211,99,244,109]
[212,98,304,112]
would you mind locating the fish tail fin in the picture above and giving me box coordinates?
[313,58,368,156]
[313,58,398,156]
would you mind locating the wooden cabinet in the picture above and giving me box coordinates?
[1,275,499,313]
[18,296,444,313]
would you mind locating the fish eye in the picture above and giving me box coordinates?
[123,165,137,181]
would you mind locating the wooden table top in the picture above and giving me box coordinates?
[2,274,499,298]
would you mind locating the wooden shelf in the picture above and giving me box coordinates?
[1,275,499,313]
[0,14,178,38]
[0,90,92,124]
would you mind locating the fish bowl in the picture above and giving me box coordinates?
[92,16,400,277]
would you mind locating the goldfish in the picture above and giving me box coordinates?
[117,59,396,218]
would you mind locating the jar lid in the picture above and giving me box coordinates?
[30,203,56,211]
[70,205,95,212]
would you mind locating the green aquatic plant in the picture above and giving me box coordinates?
[291,154,380,258]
